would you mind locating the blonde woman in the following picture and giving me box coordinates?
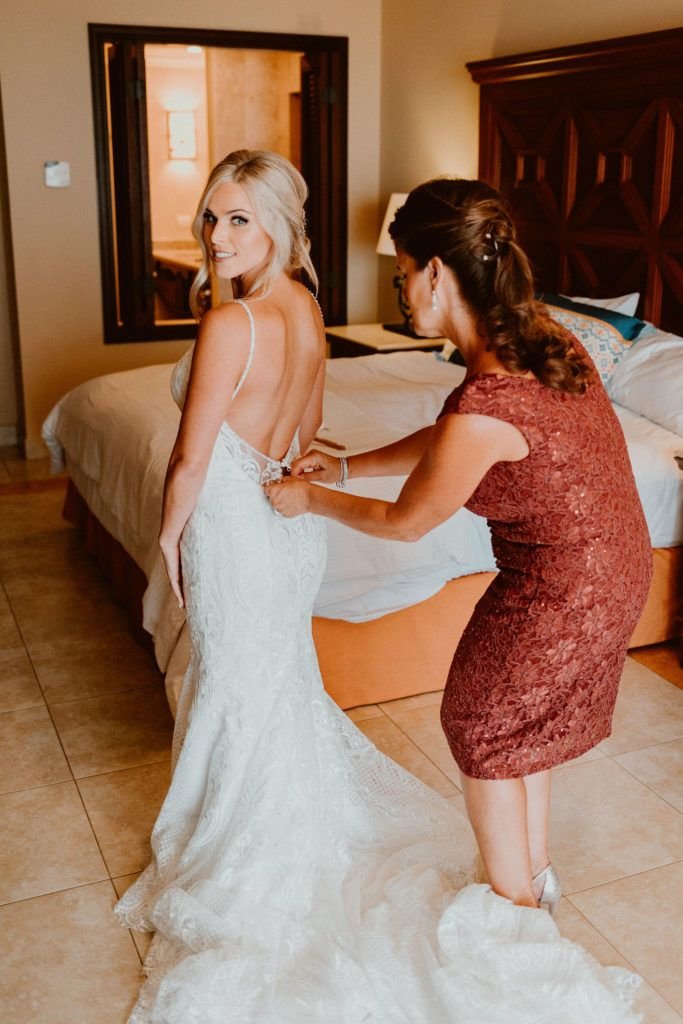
[118,157,641,1023]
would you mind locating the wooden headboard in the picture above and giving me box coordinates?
[467,28,683,335]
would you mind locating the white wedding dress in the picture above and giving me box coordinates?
[116,300,642,1023]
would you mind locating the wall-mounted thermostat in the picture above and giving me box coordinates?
[44,161,71,188]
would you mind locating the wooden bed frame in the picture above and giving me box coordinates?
[65,28,683,710]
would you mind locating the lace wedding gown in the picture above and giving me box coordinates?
[116,300,641,1023]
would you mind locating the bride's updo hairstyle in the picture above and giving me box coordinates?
[190,149,317,318]
[389,178,591,394]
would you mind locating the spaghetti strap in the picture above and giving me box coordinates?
[231,299,256,400]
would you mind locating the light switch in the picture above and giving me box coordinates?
[44,161,71,188]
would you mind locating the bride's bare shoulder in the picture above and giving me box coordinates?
[191,302,253,370]
[199,300,252,332]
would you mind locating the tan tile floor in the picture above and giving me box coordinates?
[1,476,682,1022]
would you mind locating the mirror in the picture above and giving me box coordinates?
[146,44,303,325]
[89,24,348,343]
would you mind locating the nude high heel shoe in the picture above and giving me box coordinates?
[532,863,561,917]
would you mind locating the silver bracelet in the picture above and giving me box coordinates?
[336,456,348,489]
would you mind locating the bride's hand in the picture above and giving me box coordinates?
[291,449,340,483]
[159,538,185,609]
[264,477,311,518]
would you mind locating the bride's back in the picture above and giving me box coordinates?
[226,278,326,460]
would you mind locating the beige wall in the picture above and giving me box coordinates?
[378,0,683,319]
[0,0,381,454]
[0,192,18,442]
[0,82,20,442]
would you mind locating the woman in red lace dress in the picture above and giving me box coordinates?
[266,178,652,914]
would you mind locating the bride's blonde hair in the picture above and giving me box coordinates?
[189,149,318,319]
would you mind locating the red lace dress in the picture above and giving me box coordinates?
[438,364,652,780]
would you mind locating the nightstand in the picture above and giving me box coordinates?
[325,323,445,358]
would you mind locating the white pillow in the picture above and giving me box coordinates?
[565,293,640,317]
[607,326,683,437]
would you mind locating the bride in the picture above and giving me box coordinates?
[116,150,640,1023]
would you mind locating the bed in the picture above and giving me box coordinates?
[44,326,683,711]
[43,27,683,712]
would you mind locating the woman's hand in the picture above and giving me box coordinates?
[160,538,184,609]
[290,448,341,484]
[264,477,312,518]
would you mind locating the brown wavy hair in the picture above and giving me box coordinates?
[389,178,591,394]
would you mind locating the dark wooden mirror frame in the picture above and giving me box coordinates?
[88,23,348,343]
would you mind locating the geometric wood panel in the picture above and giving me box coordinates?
[468,28,683,334]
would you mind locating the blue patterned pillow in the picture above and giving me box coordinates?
[540,293,647,384]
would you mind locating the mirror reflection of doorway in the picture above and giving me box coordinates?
[89,25,348,343]
[145,44,304,324]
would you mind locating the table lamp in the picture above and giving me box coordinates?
[376,192,419,337]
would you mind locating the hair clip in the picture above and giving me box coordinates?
[482,231,500,261]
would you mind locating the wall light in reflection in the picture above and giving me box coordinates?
[168,111,197,160]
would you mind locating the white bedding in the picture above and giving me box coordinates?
[43,350,683,683]
[316,354,496,618]
[611,403,683,549]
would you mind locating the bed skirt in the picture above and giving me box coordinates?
[63,479,153,656]
[63,479,681,710]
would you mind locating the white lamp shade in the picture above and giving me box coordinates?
[376,193,408,255]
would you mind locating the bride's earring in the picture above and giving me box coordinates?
[431,288,438,311]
